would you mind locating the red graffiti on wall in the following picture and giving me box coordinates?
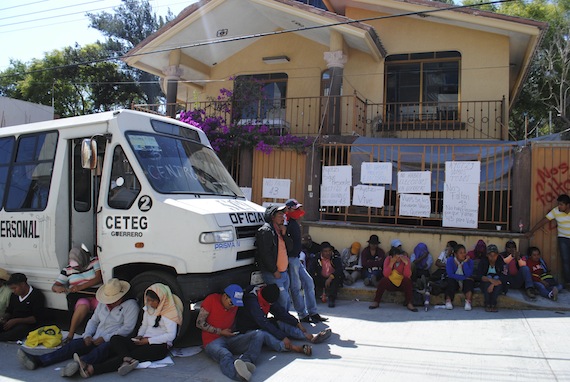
[535,162,570,206]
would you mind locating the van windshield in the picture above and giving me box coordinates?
[126,132,244,196]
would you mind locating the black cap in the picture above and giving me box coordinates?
[368,234,380,244]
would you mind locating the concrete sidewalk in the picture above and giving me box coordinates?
[2,298,570,381]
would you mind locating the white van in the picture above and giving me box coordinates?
[0,110,265,333]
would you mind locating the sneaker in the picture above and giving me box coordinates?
[525,288,537,299]
[61,361,79,377]
[309,314,328,322]
[464,300,472,311]
[445,300,453,310]
[363,278,371,286]
[244,362,256,374]
[552,287,559,301]
[234,359,252,381]
[17,348,39,370]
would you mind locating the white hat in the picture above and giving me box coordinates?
[96,278,131,304]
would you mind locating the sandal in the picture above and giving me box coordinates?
[74,353,92,378]
[311,328,332,344]
[302,344,312,356]
[118,358,139,376]
[369,302,380,309]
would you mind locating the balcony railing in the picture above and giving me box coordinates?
[133,95,506,140]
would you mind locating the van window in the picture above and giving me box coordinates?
[73,141,91,212]
[5,132,57,211]
[0,137,15,209]
[108,146,141,209]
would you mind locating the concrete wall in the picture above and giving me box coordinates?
[0,97,54,127]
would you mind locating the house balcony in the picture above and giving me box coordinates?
[132,95,506,140]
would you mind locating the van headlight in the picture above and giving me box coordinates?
[199,230,234,243]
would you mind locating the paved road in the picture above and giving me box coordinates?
[2,299,570,381]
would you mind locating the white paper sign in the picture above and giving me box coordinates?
[399,194,431,217]
[361,162,392,184]
[262,178,291,199]
[397,171,432,194]
[353,185,385,208]
[320,185,351,206]
[240,187,252,201]
[442,183,479,228]
[445,161,481,184]
[322,166,352,187]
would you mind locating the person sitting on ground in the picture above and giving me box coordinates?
[0,273,45,342]
[361,235,385,287]
[526,246,564,301]
[17,278,138,377]
[444,244,475,311]
[500,240,537,300]
[75,283,183,378]
[410,242,433,287]
[479,244,508,312]
[310,241,344,308]
[390,239,409,257]
[236,284,331,358]
[431,241,456,281]
[52,245,103,344]
[197,284,264,382]
[0,268,11,317]
[340,242,362,286]
[369,246,417,312]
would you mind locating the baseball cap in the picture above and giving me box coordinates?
[350,242,361,255]
[391,239,402,248]
[285,199,302,209]
[224,284,244,307]
[487,244,499,254]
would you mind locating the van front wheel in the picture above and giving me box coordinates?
[129,271,190,340]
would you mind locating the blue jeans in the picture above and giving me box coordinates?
[533,281,563,299]
[288,257,318,318]
[558,237,570,283]
[38,338,110,366]
[204,330,265,381]
[262,271,291,310]
[480,280,503,306]
[363,268,382,281]
[259,322,307,352]
[507,266,534,290]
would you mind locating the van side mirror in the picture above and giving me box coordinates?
[81,139,98,169]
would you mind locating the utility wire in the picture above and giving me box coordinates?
[0,0,514,80]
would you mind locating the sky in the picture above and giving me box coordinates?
[0,0,195,71]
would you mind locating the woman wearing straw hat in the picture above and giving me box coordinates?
[75,283,183,377]
[0,268,11,316]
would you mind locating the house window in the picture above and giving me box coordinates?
[234,73,288,121]
[385,51,460,123]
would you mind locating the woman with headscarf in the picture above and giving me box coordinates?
[76,283,183,377]
[410,242,433,285]
[52,245,102,343]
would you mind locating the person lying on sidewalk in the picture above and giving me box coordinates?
[236,283,332,357]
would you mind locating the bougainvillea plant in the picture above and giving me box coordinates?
[178,79,314,163]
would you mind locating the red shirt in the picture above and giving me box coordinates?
[200,293,237,346]
[526,258,546,282]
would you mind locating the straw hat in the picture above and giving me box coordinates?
[96,278,131,304]
[0,268,9,282]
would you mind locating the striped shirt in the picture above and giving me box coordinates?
[56,257,102,288]
[546,207,570,239]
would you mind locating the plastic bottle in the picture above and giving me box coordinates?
[519,219,524,233]
[424,291,430,311]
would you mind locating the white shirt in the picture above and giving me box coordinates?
[137,306,178,347]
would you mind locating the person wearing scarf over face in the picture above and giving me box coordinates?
[76,283,183,378]
[52,245,103,344]
[410,242,433,286]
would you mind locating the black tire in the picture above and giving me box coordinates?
[129,270,191,339]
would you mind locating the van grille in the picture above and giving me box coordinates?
[235,224,262,239]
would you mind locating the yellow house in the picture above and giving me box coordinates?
[125,0,566,276]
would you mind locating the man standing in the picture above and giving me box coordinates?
[18,278,139,377]
[197,284,264,381]
[255,205,291,310]
[284,199,327,323]
[527,194,570,288]
[0,273,45,342]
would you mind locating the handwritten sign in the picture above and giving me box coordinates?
[240,187,252,201]
[262,178,291,199]
[445,161,481,184]
[322,166,352,187]
[397,171,432,194]
[361,162,392,184]
[321,185,351,206]
[353,185,385,208]
[442,183,479,228]
[399,194,431,217]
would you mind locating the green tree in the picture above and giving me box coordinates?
[0,43,144,117]
[87,0,175,104]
